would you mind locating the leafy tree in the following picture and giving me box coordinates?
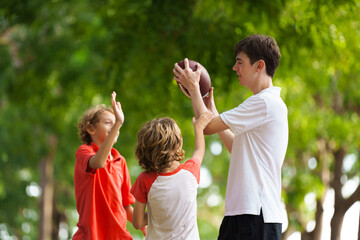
[0,0,359,239]
[277,1,360,239]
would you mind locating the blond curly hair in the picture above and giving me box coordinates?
[78,104,114,145]
[135,117,185,173]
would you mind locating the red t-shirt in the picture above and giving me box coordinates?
[73,143,135,240]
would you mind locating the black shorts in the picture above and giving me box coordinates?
[217,209,282,240]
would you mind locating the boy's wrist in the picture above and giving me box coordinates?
[113,121,123,129]
[188,84,200,95]
[194,126,204,136]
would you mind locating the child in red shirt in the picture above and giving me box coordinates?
[73,91,144,239]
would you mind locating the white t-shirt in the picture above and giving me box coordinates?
[220,86,288,223]
[131,159,200,240]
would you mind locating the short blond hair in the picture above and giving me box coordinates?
[135,117,185,173]
[78,104,114,145]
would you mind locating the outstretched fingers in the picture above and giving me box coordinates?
[173,64,183,80]
[111,91,117,107]
[111,91,124,125]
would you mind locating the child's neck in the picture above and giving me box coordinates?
[162,161,180,173]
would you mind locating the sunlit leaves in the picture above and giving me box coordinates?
[1,0,359,239]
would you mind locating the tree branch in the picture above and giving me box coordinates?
[344,183,360,211]
[331,147,346,204]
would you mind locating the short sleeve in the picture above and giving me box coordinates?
[130,172,158,204]
[182,158,201,184]
[75,144,96,174]
[220,96,267,135]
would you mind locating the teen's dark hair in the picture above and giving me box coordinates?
[235,34,280,78]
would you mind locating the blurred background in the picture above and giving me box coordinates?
[0,0,359,239]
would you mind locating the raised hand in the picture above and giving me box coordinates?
[193,111,214,131]
[173,58,202,93]
[203,87,219,115]
[111,91,124,126]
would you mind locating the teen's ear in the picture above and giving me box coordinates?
[257,60,266,71]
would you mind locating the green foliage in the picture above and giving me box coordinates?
[1,0,359,239]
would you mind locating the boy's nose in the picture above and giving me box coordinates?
[232,64,237,71]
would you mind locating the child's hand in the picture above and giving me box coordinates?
[141,225,147,236]
[192,112,213,131]
[111,91,124,125]
[203,87,218,115]
[191,112,213,162]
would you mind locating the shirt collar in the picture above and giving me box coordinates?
[89,142,123,173]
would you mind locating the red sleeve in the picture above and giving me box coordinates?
[75,144,96,174]
[121,158,136,206]
[182,158,201,184]
[130,172,158,204]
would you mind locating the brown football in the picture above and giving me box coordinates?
[176,59,211,98]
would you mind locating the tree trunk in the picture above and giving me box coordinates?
[301,232,311,240]
[300,139,330,240]
[330,147,345,240]
[52,196,60,240]
[330,209,345,240]
[282,227,295,240]
[39,135,57,240]
[300,199,325,240]
[313,199,325,240]
[52,192,67,240]
[329,147,360,240]
[358,208,360,240]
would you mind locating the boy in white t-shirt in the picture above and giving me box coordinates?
[173,34,288,240]
[131,112,212,240]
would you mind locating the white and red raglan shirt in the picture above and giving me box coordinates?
[130,158,201,240]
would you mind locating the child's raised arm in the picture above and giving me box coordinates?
[88,91,124,169]
[191,112,213,163]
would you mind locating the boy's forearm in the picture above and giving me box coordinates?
[133,201,148,229]
[189,87,208,119]
[192,127,205,161]
[124,205,133,223]
[90,122,122,169]
[217,130,234,153]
